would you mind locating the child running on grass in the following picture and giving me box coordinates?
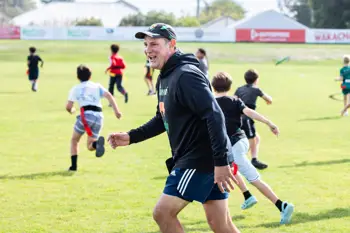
[66,65,122,171]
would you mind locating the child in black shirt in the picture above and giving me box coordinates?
[212,71,294,225]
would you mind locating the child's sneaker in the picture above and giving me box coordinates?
[241,196,258,210]
[280,202,294,224]
[95,136,105,157]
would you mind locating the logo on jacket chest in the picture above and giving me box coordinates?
[158,83,169,131]
[159,87,168,96]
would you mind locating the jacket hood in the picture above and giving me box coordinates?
[160,50,200,78]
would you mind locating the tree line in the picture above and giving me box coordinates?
[279,0,350,28]
[119,0,244,27]
[0,0,245,26]
[2,0,350,28]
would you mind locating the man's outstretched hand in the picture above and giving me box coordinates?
[108,132,130,149]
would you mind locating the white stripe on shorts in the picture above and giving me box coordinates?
[177,169,191,191]
[177,169,196,196]
[247,119,253,137]
[180,169,196,195]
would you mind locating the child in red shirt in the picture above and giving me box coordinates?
[105,44,128,103]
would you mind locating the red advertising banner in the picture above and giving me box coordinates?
[236,29,305,43]
[0,26,21,39]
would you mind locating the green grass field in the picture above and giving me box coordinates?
[0,40,350,233]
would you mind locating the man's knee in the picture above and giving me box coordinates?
[153,203,175,223]
[206,216,220,231]
[152,205,163,223]
[153,194,188,224]
[203,199,236,232]
[206,211,230,232]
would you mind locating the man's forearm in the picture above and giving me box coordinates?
[128,115,166,144]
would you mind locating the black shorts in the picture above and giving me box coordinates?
[241,116,256,139]
[28,69,39,80]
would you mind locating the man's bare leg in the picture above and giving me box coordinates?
[203,199,240,233]
[153,194,189,233]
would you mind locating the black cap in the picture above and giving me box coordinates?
[135,23,177,40]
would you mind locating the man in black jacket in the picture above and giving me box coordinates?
[108,23,240,233]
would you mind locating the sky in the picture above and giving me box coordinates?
[125,0,279,17]
[34,0,279,18]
